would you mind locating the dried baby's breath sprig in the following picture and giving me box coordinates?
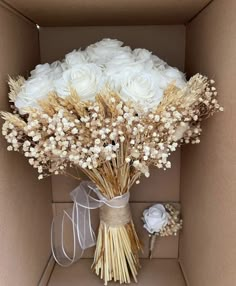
[158,204,183,237]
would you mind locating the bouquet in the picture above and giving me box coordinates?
[1,39,222,284]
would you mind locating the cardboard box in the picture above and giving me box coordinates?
[0,0,235,285]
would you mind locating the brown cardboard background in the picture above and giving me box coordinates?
[39,26,185,203]
[40,25,185,70]
[0,4,52,286]
[179,0,236,285]
[4,0,211,26]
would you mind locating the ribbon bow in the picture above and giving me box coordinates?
[51,181,130,266]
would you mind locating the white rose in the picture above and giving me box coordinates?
[119,72,164,107]
[164,67,186,88]
[65,49,88,67]
[106,53,135,70]
[106,49,155,91]
[133,48,152,60]
[30,63,52,78]
[133,48,154,71]
[143,204,169,234]
[151,67,186,91]
[86,38,131,65]
[30,62,63,81]
[105,53,145,90]
[151,69,170,90]
[54,63,103,100]
[15,76,53,111]
[151,55,166,70]
[50,61,63,79]
[106,48,153,74]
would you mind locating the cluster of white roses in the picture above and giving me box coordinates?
[15,38,186,112]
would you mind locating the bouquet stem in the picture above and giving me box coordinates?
[92,204,142,285]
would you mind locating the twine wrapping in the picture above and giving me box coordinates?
[51,181,130,266]
[100,203,131,227]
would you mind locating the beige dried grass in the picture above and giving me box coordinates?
[8,76,25,102]
[0,111,26,129]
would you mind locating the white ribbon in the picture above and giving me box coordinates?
[51,181,130,266]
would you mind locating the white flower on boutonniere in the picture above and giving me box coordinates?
[143,204,169,234]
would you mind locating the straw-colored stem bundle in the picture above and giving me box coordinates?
[93,216,141,285]
[76,144,142,284]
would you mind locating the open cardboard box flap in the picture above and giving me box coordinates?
[4,0,211,26]
[0,0,235,285]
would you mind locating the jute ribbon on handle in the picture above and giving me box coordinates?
[100,204,131,227]
[51,181,130,266]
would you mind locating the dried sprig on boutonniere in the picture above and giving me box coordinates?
[142,204,183,258]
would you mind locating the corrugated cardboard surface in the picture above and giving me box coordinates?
[4,0,211,26]
[0,4,52,286]
[39,26,185,203]
[180,0,236,285]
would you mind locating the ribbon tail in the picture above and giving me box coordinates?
[51,180,123,267]
[51,207,84,267]
[51,182,98,266]
[74,200,96,250]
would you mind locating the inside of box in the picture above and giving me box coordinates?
[0,0,235,285]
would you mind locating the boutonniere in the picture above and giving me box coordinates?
[142,204,183,258]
